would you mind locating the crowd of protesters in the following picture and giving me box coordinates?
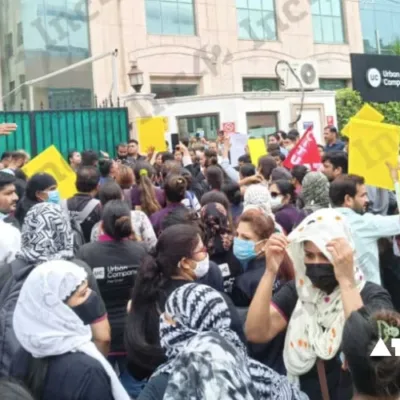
[0,123,399,400]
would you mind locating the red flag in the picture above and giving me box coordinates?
[283,126,322,171]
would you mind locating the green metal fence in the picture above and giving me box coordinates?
[0,107,129,158]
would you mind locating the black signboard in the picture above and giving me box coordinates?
[350,53,400,102]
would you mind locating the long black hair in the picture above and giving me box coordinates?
[125,224,200,379]
[102,200,133,241]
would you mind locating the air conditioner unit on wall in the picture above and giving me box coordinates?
[281,60,319,91]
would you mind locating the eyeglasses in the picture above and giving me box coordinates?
[270,192,281,198]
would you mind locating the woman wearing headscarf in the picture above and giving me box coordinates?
[138,284,308,400]
[300,171,330,215]
[243,184,273,218]
[201,203,242,293]
[0,203,109,377]
[245,209,393,400]
[11,261,130,400]
[15,172,58,226]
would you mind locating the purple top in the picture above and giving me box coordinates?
[275,204,306,235]
[150,203,185,235]
[130,185,166,209]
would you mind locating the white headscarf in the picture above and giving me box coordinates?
[243,184,273,217]
[13,260,130,400]
[283,208,366,382]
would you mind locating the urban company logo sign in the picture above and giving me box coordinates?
[366,68,400,89]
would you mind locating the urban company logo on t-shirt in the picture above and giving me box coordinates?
[93,266,135,281]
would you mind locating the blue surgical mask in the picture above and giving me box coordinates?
[233,237,258,262]
[47,189,60,204]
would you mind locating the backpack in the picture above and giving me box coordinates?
[0,259,33,377]
[61,199,100,253]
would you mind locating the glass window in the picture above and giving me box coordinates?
[236,0,277,41]
[360,0,400,54]
[243,78,279,91]
[5,33,13,58]
[319,79,347,90]
[19,75,27,100]
[312,0,345,44]
[17,23,23,46]
[177,114,220,140]
[246,112,278,138]
[9,81,15,107]
[145,0,196,35]
[151,83,198,98]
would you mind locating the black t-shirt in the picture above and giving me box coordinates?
[210,249,242,294]
[76,239,147,352]
[272,280,394,400]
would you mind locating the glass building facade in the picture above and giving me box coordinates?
[0,0,93,110]
[311,0,344,44]
[360,0,400,54]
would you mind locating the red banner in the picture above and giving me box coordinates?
[283,126,322,171]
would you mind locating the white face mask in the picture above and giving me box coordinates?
[270,195,283,208]
[193,254,210,278]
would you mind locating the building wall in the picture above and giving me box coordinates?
[89,0,364,101]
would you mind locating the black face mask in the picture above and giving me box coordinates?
[305,263,338,294]
[71,291,104,325]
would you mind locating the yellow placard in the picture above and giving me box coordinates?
[342,104,384,137]
[248,138,267,165]
[22,146,77,199]
[136,117,167,154]
[348,119,400,190]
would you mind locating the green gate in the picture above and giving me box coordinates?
[0,107,130,158]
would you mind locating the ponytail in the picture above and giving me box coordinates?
[134,162,161,216]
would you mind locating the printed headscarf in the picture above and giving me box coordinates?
[17,203,74,264]
[284,208,365,382]
[301,172,330,212]
[201,203,233,256]
[13,261,130,400]
[155,284,308,400]
[243,184,273,218]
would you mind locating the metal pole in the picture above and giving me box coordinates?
[111,51,119,103]
[29,86,34,111]
[376,30,381,55]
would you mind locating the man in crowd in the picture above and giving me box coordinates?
[282,132,297,152]
[322,151,348,182]
[127,139,146,163]
[0,172,18,222]
[324,125,345,153]
[81,150,99,167]
[116,143,128,163]
[330,173,400,285]
[2,151,29,176]
[66,166,101,243]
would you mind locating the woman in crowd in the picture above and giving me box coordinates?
[12,261,130,400]
[150,174,187,234]
[68,150,81,171]
[15,173,58,225]
[99,159,118,186]
[258,155,277,183]
[180,168,201,213]
[231,208,294,307]
[222,182,243,224]
[200,190,235,229]
[245,209,394,400]
[77,200,147,363]
[342,308,400,400]
[138,284,307,400]
[201,203,242,293]
[174,148,183,164]
[131,162,165,216]
[270,179,305,235]
[301,171,330,215]
[115,164,134,205]
[243,183,274,220]
[91,182,157,252]
[125,224,244,383]
[292,165,309,208]
[271,167,292,181]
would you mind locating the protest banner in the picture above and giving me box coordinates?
[136,117,168,154]
[22,145,77,199]
[342,104,384,137]
[248,138,267,165]
[230,133,248,167]
[348,119,399,190]
[283,126,321,171]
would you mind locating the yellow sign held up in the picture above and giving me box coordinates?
[22,146,77,199]
[342,104,384,137]
[248,138,267,165]
[348,119,400,190]
[136,117,167,154]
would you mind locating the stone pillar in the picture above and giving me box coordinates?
[120,92,155,139]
